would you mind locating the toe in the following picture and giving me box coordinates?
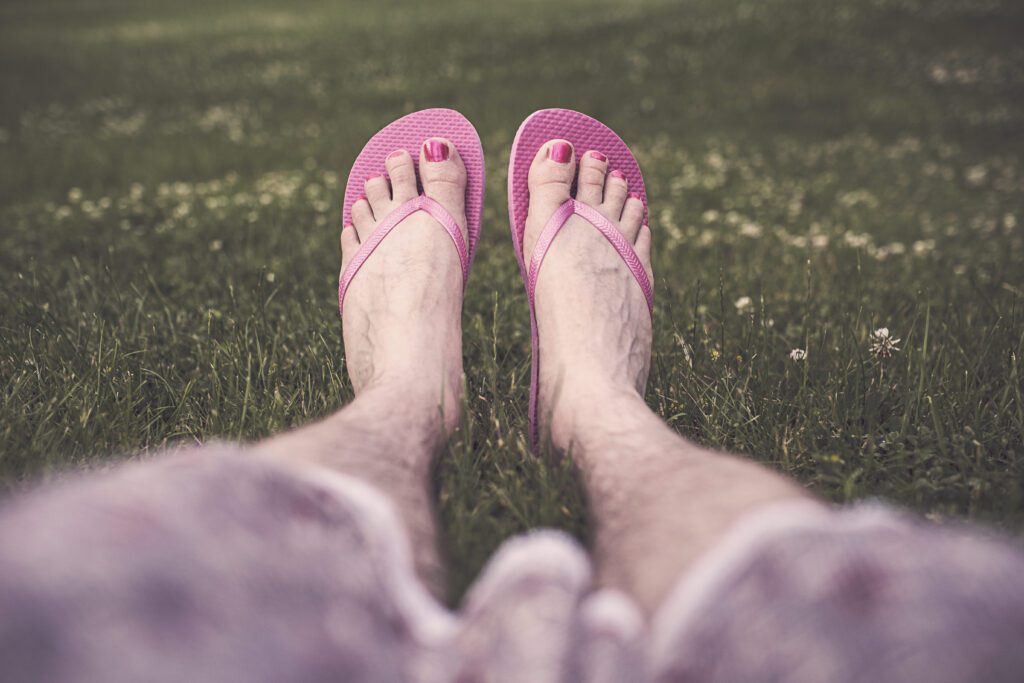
[620,193,644,240]
[603,170,628,217]
[576,150,608,206]
[385,149,418,203]
[340,225,360,271]
[528,140,575,203]
[419,137,468,235]
[525,140,576,255]
[364,173,391,214]
[352,196,375,242]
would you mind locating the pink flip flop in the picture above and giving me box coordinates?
[339,108,485,318]
[508,109,654,451]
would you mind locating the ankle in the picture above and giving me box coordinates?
[542,377,650,452]
[357,372,464,434]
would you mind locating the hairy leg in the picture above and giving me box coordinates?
[522,140,817,616]
[254,381,451,597]
[255,138,470,598]
[557,390,811,616]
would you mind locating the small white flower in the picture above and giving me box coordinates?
[789,348,806,362]
[740,221,763,238]
[965,165,987,187]
[913,239,936,255]
[870,327,901,358]
[734,296,753,313]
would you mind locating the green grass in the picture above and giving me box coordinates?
[1,0,1022,601]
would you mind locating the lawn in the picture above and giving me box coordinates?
[1,0,1022,601]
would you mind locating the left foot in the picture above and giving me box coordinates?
[339,139,469,429]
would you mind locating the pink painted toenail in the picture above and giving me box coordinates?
[365,174,383,182]
[628,192,642,200]
[609,170,625,180]
[424,140,449,162]
[548,142,572,163]
[386,150,405,161]
[589,151,607,162]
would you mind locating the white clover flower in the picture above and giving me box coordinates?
[789,348,806,362]
[68,187,83,203]
[965,165,987,186]
[870,327,901,358]
[843,231,872,249]
[734,296,753,313]
[912,239,936,255]
[740,221,763,238]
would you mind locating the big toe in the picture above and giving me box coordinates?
[419,137,468,238]
[525,140,575,256]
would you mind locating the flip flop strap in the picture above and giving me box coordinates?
[526,198,654,314]
[338,195,469,317]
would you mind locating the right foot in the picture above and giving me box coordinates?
[339,138,468,429]
[522,140,655,449]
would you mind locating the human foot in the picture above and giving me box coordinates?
[522,140,654,449]
[339,138,468,428]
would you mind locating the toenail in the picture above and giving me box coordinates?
[628,192,642,200]
[356,194,366,202]
[609,170,625,180]
[365,174,383,182]
[589,151,607,162]
[386,150,405,161]
[548,142,573,164]
[424,140,450,162]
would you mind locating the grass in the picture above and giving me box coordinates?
[1,0,1022,602]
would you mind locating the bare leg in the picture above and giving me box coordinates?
[522,140,817,616]
[254,139,470,598]
[552,391,811,616]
